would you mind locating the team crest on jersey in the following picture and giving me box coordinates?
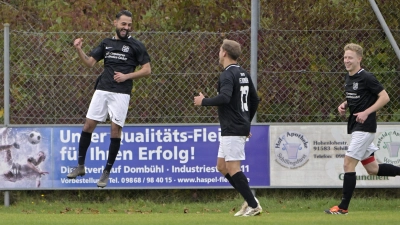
[352,82,358,90]
[122,45,130,53]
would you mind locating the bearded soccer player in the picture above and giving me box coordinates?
[325,43,400,214]
[67,10,151,188]
[194,39,261,216]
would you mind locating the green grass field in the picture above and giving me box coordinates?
[1,189,400,225]
[1,212,400,225]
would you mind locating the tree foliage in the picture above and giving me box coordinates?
[1,0,251,31]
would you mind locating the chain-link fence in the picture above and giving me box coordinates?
[257,0,400,122]
[1,0,400,125]
[1,30,250,124]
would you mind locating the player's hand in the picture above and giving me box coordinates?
[353,111,368,124]
[114,71,128,83]
[73,38,83,49]
[338,103,347,116]
[247,132,252,138]
[194,92,205,106]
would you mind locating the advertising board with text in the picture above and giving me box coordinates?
[270,125,400,187]
[0,125,269,190]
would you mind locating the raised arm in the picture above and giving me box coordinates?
[73,38,97,68]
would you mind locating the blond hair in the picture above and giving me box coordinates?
[222,39,241,60]
[344,43,363,57]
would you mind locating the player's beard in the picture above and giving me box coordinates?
[116,28,129,40]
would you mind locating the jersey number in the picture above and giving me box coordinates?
[240,86,249,112]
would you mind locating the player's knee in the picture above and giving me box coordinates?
[343,164,356,173]
[83,119,97,132]
[216,164,226,173]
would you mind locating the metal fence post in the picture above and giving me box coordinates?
[368,0,400,62]
[4,23,10,126]
[3,23,10,207]
[4,191,10,207]
[250,0,259,123]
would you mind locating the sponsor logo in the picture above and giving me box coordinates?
[122,45,129,53]
[274,131,309,169]
[352,82,358,90]
[376,130,400,166]
[338,173,389,181]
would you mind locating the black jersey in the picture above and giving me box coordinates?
[202,64,259,136]
[345,69,384,134]
[89,36,151,95]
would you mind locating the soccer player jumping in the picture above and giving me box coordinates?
[67,10,151,188]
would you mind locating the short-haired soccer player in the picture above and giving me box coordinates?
[67,10,151,188]
[325,43,400,214]
[194,39,262,216]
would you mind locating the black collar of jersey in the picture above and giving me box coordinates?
[224,63,240,71]
[112,36,132,40]
[349,68,364,76]
[356,68,364,74]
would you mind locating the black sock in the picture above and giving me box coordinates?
[377,164,400,176]
[104,138,121,172]
[225,173,236,189]
[78,131,92,165]
[231,171,257,208]
[338,172,356,210]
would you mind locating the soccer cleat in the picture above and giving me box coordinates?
[234,201,248,216]
[324,206,348,215]
[242,204,262,217]
[97,170,110,188]
[234,197,261,216]
[67,165,85,179]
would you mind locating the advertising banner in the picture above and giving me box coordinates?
[0,127,52,189]
[269,125,400,187]
[0,125,269,190]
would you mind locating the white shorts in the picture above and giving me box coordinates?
[346,131,378,161]
[217,136,247,161]
[86,90,130,127]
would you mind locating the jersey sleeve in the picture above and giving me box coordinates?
[219,72,234,97]
[89,40,105,62]
[135,41,151,65]
[247,76,260,121]
[366,73,384,95]
[202,72,233,106]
